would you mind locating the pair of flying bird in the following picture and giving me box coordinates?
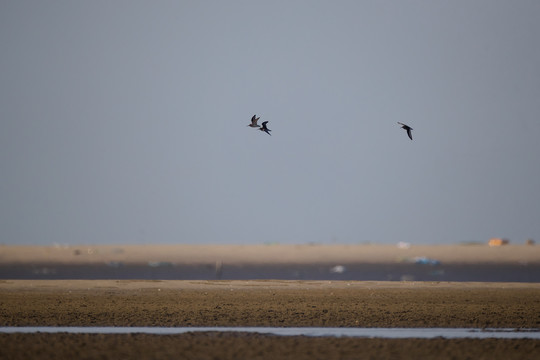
[247,115,271,135]
[248,114,413,140]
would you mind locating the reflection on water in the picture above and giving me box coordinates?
[1,327,539,339]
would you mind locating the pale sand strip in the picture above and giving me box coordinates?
[1,244,539,265]
[2,279,540,291]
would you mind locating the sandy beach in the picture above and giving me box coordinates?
[2,243,539,265]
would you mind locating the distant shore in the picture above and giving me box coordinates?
[1,243,539,265]
[2,244,539,282]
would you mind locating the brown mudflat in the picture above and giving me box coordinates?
[1,280,539,359]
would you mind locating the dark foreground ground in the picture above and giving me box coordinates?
[1,280,539,359]
[1,332,538,360]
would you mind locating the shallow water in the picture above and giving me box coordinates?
[2,263,539,282]
[1,327,539,339]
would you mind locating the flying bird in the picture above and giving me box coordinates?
[259,121,271,136]
[248,115,260,128]
[397,122,413,140]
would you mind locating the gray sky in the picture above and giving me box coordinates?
[1,1,539,246]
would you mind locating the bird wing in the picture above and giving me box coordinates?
[398,122,412,129]
[407,128,413,140]
[261,121,269,128]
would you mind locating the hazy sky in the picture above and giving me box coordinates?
[1,1,539,246]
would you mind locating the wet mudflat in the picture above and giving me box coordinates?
[2,280,540,328]
[1,280,539,359]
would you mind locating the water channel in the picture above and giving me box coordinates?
[1,327,539,339]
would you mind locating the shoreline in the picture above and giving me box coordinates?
[2,244,539,282]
